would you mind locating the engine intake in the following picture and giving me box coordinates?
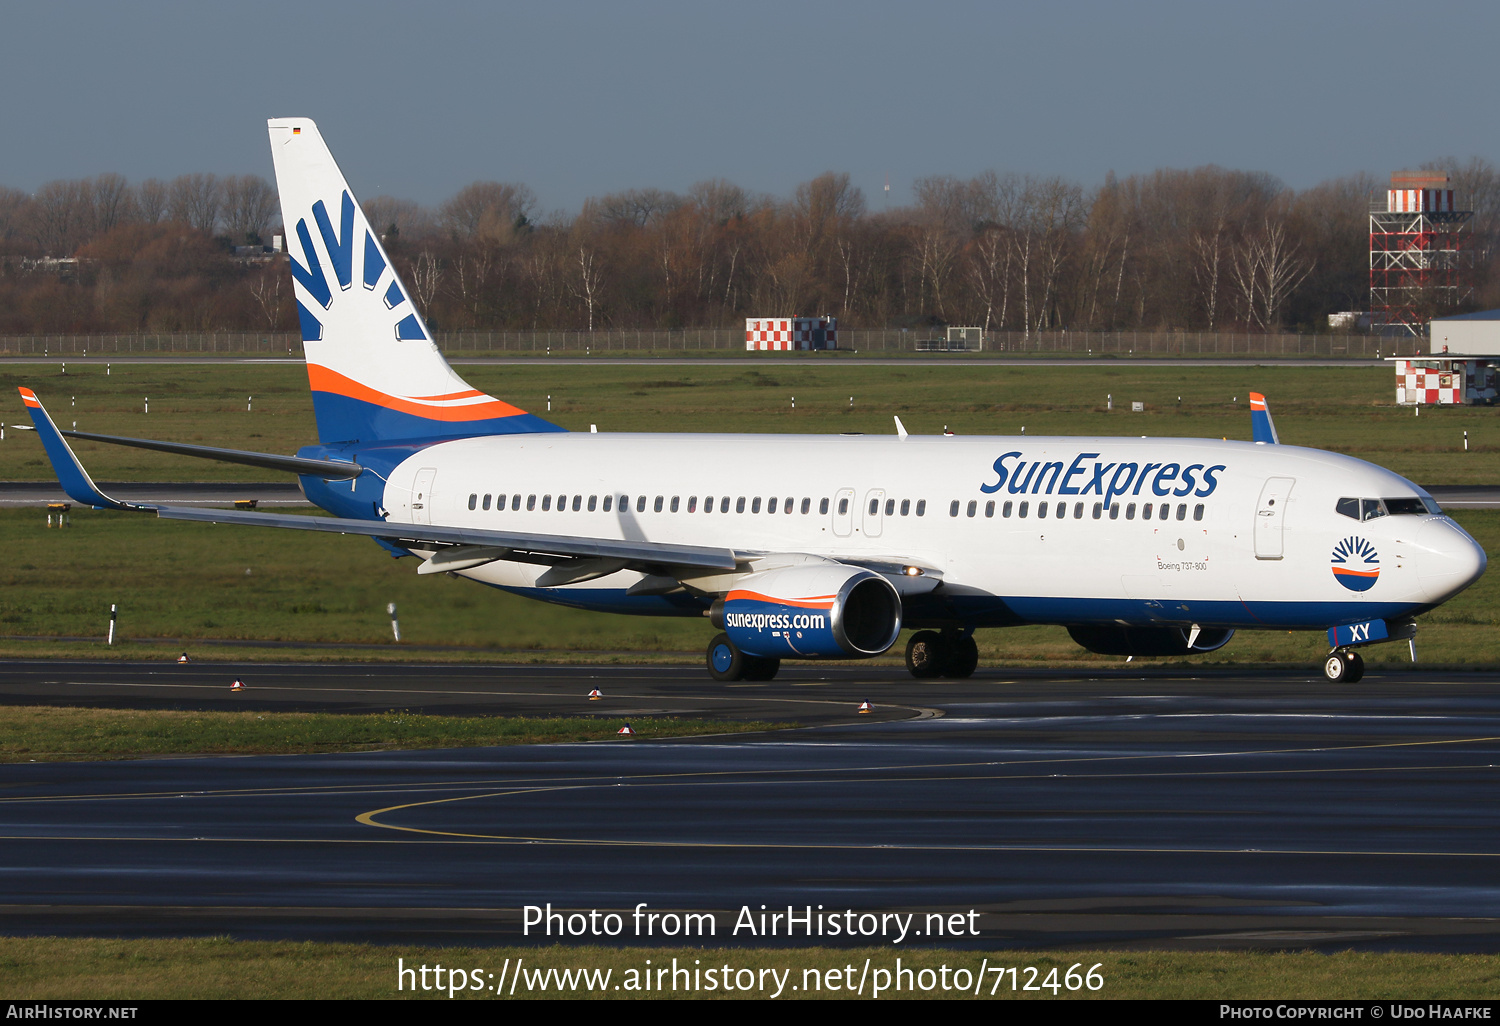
[1067,624,1234,657]
[712,564,902,659]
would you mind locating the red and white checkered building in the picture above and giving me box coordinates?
[745,317,837,351]
[1391,358,1463,405]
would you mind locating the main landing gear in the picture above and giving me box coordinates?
[1323,649,1365,683]
[905,629,979,679]
[706,633,780,682]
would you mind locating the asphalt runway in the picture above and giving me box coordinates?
[2,662,1499,951]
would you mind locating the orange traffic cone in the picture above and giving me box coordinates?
[177,652,190,663]
[617,723,635,736]
[858,700,873,714]
[588,689,603,700]
[230,679,245,692]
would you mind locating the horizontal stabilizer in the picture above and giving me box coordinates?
[59,429,362,479]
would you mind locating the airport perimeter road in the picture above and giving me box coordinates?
[2,664,1500,950]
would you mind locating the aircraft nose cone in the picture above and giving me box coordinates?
[1416,518,1487,604]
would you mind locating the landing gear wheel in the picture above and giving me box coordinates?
[906,631,945,679]
[742,655,781,681]
[1343,651,1365,683]
[943,635,979,679]
[707,633,746,682]
[1323,652,1350,683]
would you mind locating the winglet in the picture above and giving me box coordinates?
[1249,392,1279,445]
[894,415,908,440]
[17,388,144,510]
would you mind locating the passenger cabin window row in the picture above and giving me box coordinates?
[949,497,1206,522]
[464,493,929,517]
[1336,496,1440,521]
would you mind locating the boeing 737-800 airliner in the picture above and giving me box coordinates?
[18,118,1488,683]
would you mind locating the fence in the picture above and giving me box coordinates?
[0,329,1409,358]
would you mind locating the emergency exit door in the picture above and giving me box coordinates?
[1254,476,1294,560]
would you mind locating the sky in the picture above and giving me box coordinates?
[3,0,1499,215]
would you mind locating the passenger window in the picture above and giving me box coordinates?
[527,494,536,511]
[949,500,960,517]
[769,497,779,514]
[1002,500,1013,517]
[820,498,830,515]
[1109,503,1120,520]
[1092,503,1102,519]
[703,496,714,512]
[603,495,613,512]
[572,495,581,511]
[557,494,566,510]
[1176,503,1187,520]
[1055,502,1065,519]
[1018,501,1029,518]
[785,496,794,514]
[737,497,747,513]
[985,500,994,518]
[1361,498,1387,521]
[512,495,521,510]
[688,496,697,513]
[869,498,878,516]
[802,498,812,514]
[671,496,680,513]
[901,499,911,517]
[885,498,894,516]
[1143,502,1153,519]
[542,495,552,511]
[1158,503,1169,521]
[619,494,630,511]
[1336,497,1360,520]
[637,495,647,513]
[916,500,926,516]
[1125,502,1135,520]
[1037,501,1048,518]
[1074,502,1084,519]
[720,496,730,513]
[837,498,847,515]
[468,493,477,510]
[1193,503,1205,521]
[588,495,597,511]
[967,500,977,517]
[482,494,491,511]
[752,497,761,514]
[654,496,664,512]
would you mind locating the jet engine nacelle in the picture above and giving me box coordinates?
[1067,624,1235,657]
[711,564,902,659]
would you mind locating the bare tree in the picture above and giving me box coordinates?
[248,262,285,329]
[440,181,538,244]
[572,246,603,330]
[167,173,221,234]
[136,178,168,224]
[363,196,434,242]
[410,250,443,312]
[1231,217,1313,329]
[221,174,278,243]
[91,174,136,233]
[594,187,683,228]
[28,179,93,254]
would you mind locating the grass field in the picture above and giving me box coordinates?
[0,706,782,762]
[3,937,1498,999]
[2,361,1499,664]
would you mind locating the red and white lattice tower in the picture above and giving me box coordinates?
[1371,171,1473,337]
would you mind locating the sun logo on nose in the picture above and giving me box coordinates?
[1331,536,1380,592]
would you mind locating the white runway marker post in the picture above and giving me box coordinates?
[107,604,117,646]
[388,602,401,643]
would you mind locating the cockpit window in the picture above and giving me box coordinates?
[1383,497,1430,516]
[1361,498,1387,521]
[1336,497,1359,520]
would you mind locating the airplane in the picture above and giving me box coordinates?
[15,118,1488,685]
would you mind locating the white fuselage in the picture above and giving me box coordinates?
[370,431,1484,631]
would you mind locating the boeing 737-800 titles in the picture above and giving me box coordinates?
[18,119,1488,683]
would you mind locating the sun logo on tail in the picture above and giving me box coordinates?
[1331,536,1380,592]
